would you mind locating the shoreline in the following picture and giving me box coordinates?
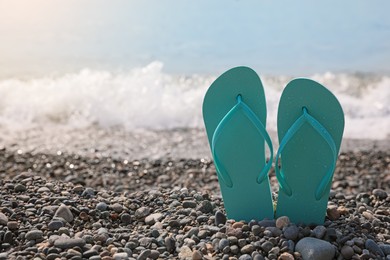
[1,127,389,160]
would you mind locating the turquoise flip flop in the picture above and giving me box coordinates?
[202,66,274,222]
[275,78,344,225]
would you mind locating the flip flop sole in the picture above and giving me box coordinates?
[275,78,344,225]
[203,67,274,221]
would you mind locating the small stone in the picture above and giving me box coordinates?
[165,236,176,253]
[261,241,273,253]
[379,244,390,255]
[283,225,299,240]
[241,244,254,254]
[0,253,8,260]
[365,239,384,257]
[258,219,276,227]
[83,249,99,258]
[183,201,197,208]
[145,213,163,225]
[192,250,203,260]
[296,237,335,260]
[238,254,252,260]
[14,184,27,192]
[37,186,50,192]
[326,206,340,221]
[48,220,64,231]
[110,203,123,213]
[341,245,354,260]
[279,252,294,260]
[7,221,18,230]
[198,201,213,213]
[179,246,192,260]
[276,216,290,229]
[25,230,43,240]
[137,249,151,260]
[372,189,388,199]
[312,226,326,239]
[149,250,159,259]
[53,238,86,249]
[96,202,108,211]
[219,239,229,250]
[232,222,244,229]
[362,211,374,220]
[251,225,262,236]
[0,213,8,225]
[215,211,227,226]
[54,204,74,223]
[121,213,132,224]
[135,207,150,219]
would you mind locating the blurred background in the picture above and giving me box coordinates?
[0,0,389,156]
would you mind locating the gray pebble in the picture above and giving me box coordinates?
[341,245,354,259]
[261,241,273,253]
[114,252,130,259]
[54,204,74,223]
[96,202,108,211]
[251,225,261,236]
[379,244,390,255]
[0,213,8,225]
[283,225,299,240]
[365,239,384,257]
[121,213,132,224]
[165,236,175,253]
[219,238,229,250]
[238,254,252,260]
[53,238,86,249]
[48,220,64,231]
[215,211,227,226]
[25,230,43,241]
[83,249,99,258]
[198,200,213,213]
[182,200,197,208]
[312,225,327,239]
[372,189,388,199]
[14,184,27,192]
[135,207,150,219]
[296,237,335,260]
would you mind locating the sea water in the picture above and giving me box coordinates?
[0,61,388,140]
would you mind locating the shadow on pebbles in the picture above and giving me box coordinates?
[0,148,389,260]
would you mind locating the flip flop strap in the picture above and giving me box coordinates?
[212,95,273,188]
[275,107,337,200]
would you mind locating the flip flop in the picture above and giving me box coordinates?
[202,66,274,222]
[275,78,344,225]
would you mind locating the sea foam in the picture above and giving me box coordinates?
[0,62,388,140]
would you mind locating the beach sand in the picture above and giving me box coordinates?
[0,127,389,259]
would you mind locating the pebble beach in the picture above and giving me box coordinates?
[0,128,389,260]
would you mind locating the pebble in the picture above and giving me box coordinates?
[192,250,203,260]
[260,241,273,253]
[312,225,327,239]
[0,213,8,225]
[54,204,74,223]
[276,216,290,229]
[295,237,335,260]
[283,225,299,240]
[278,252,294,260]
[48,220,64,231]
[326,205,340,221]
[183,200,197,208]
[120,213,132,224]
[365,239,384,257]
[241,244,254,254]
[96,202,108,211]
[341,245,354,259]
[137,249,151,260]
[215,211,227,226]
[53,238,86,249]
[145,213,163,225]
[7,221,18,230]
[165,237,176,253]
[135,207,150,219]
[25,230,43,240]
[373,188,388,199]
[178,246,192,260]
[239,254,252,260]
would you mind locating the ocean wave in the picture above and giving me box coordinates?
[0,61,388,140]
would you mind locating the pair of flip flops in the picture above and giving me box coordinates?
[202,67,344,225]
